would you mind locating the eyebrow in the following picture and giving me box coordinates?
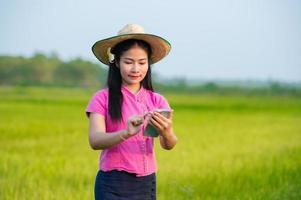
[122,57,147,61]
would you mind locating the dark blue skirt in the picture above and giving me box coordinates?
[94,170,156,200]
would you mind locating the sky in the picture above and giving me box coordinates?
[1,0,300,82]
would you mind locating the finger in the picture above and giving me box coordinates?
[143,111,152,118]
[152,113,165,123]
[153,112,166,120]
[150,118,163,130]
[151,115,169,130]
[132,121,139,126]
[153,112,171,123]
[143,113,152,120]
[136,117,143,124]
[132,119,143,126]
[131,116,143,126]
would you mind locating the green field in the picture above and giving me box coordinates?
[1,86,301,200]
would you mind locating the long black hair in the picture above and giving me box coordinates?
[107,39,153,121]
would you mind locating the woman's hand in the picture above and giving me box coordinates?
[125,115,144,138]
[149,109,177,150]
[149,110,173,137]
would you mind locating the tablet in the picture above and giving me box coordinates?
[144,109,171,137]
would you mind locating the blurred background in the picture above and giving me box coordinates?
[1,0,300,199]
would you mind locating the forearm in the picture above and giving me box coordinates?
[159,130,178,150]
[89,130,128,150]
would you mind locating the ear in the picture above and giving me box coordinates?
[115,61,120,68]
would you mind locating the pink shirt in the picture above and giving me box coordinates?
[85,86,170,176]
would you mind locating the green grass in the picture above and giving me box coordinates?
[0,86,300,200]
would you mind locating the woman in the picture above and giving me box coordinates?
[86,24,178,200]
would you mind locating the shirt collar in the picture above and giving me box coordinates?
[121,85,145,98]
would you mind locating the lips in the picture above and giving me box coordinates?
[128,75,140,79]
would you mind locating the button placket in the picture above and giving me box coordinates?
[141,140,147,173]
[136,94,149,173]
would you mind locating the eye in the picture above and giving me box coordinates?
[139,62,146,65]
[124,61,132,64]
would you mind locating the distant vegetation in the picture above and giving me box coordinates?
[0,54,107,88]
[0,53,300,96]
[155,79,301,96]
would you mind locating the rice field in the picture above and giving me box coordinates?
[0,86,300,199]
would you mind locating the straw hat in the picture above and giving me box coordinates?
[92,24,171,65]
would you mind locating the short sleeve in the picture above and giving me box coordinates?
[85,89,108,118]
[153,93,171,110]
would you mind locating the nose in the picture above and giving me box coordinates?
[131,63,140,73]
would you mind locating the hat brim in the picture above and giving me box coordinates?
[92,33,171,66]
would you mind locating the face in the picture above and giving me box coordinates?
[117,44,149,87]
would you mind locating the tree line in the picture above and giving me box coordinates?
[0,53,300,96]
[0,53,107,88]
